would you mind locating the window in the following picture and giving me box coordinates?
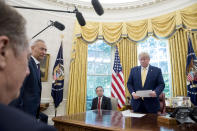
[137,36,171,97]
[86,40,112,110]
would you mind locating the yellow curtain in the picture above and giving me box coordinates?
[168,29,197,97]
[74,3,197,43]
[102,22,123,44]
[66,38,88,115]
[126,20,148,41]
[151,12,176,38]
[81,22,99,42]
[117,38,138,98]
[181,4,197,29]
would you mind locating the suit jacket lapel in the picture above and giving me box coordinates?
[95,97,98,109]
[144,65,153,88]
[101,96,105,109]
[138,66,142,88]
[30,57,41,84]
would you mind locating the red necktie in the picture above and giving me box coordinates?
[98,97,101,110]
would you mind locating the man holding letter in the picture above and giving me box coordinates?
[127,52,165,113]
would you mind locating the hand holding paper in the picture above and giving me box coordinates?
[136,90,153,97]
[149,91,157,97]
[132,92,141,99]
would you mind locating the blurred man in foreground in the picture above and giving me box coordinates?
[0,1,56,130]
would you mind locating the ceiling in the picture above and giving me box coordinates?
[75,0,139,4]
[7,0,197,21]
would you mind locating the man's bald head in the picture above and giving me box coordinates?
[31,39,47,61]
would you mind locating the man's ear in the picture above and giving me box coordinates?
[0,36,9,70]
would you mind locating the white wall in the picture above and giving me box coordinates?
[7,0,76,124]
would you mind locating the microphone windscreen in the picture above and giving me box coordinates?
[91,0,104,16]
[76,11,86,26]
[54,21,65,31]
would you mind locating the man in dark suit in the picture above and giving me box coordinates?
[91,86,112,110]
[0,1,56,130]
[127,52,165,113]
[10,39,47,119]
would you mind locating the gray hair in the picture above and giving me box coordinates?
[0,0,28,55]
[138,52,150,60]
[31,39,45,47]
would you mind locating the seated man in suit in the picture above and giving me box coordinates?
[91,86,112,110]
[0,1,56,130]
[127,52,165,113]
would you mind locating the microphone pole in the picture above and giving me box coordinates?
[32,22,53,39]
[12,6,75,13]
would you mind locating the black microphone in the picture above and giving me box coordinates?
[91,0,104,16]
[52,21,65,31]
[75,8,86,26]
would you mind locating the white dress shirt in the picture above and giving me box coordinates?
[31,56,40,69]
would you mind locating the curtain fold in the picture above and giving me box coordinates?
[181,3,197,29]
[168,29,197,97]
[117,38,138,98]
[66,38,88,115]
[102,22,123,44]
[74,3,197,43]
[151,12,176,38]
[81,22,99,43]
[126,20,148,42]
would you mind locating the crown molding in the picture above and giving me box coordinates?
[44,0,167,10]
[7,0,197,22]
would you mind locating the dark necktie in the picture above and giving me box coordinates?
[37,64,41,78]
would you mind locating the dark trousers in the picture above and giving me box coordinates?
[38,112,48,124]
[134,100,148,113]
[134,99,158,114]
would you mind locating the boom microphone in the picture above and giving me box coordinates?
[91,0,104,16]
[74,7,86,26]
[53,21,65,31]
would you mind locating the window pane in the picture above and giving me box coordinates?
[86,101,92,110]
[87,88,94,100]
[163,74,170,98]
[150,49,158,60]
[87,76,95,89]
[150,62,158,67]
[158,48,167,60]
[87,62,95,74]
[159,61,168,74]
[159,40,167,47]
[149,38,156,48]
